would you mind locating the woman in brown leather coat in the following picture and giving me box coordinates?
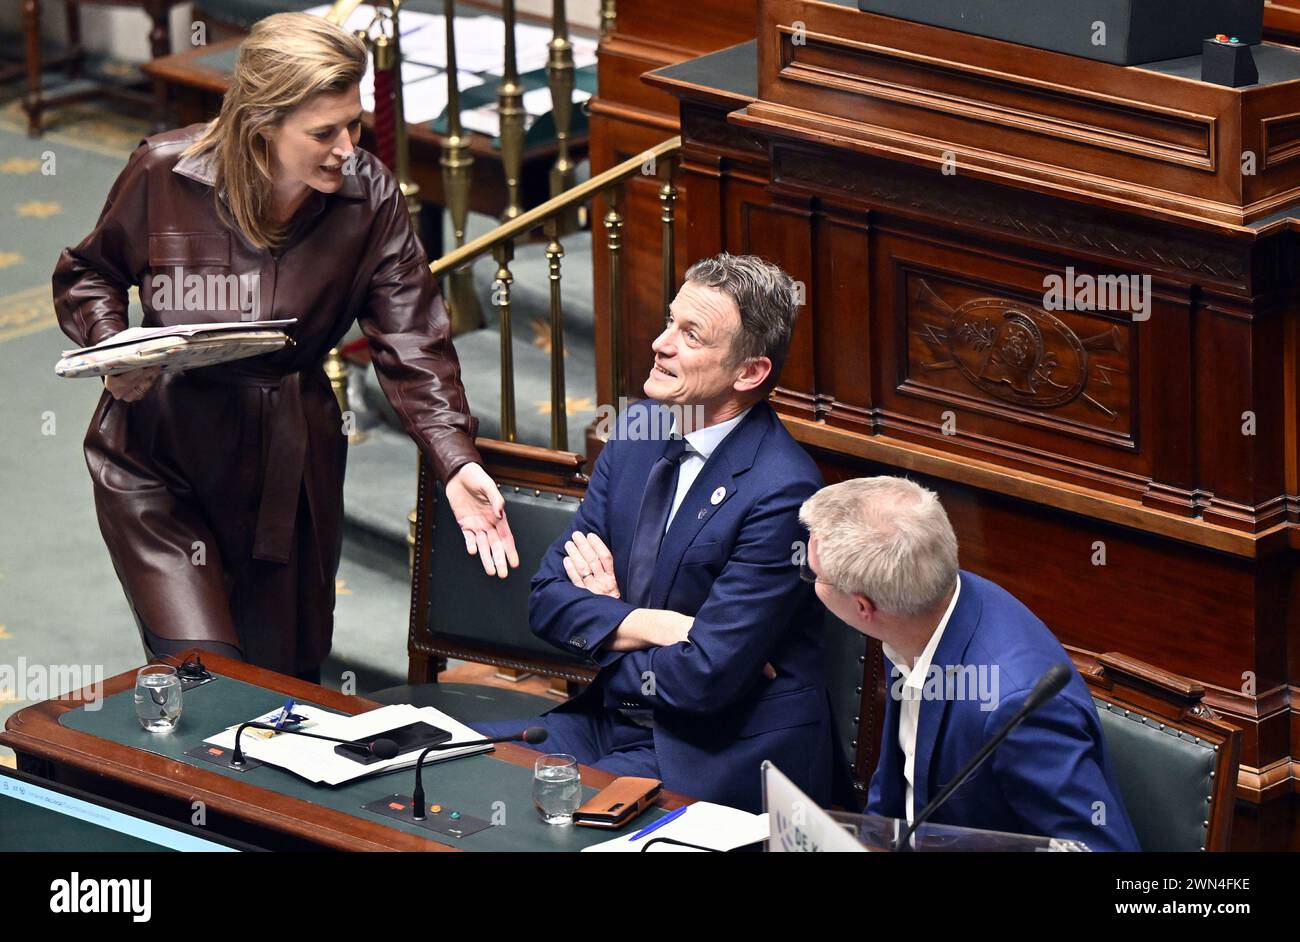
[52,14,517,680]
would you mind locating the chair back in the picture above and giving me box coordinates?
[408,471,598,685]
[1072,650,1241,851]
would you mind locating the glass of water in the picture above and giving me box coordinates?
[134,664,182,733]
[533,754,581,825]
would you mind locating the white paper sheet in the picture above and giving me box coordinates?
[581,803,769,852]
[203,703,493,786]
[362,67,484,124]
[62,319,298,357]
[522,84,592,116]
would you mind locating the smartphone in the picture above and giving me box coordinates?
[333,721,453,765]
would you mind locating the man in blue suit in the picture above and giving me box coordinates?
[474,254,833,812]
[799,477,1139,850]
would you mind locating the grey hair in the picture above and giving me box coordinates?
[799,477,959,617]
[683,253,799,397]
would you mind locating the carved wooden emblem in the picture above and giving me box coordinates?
[911,277,1126,425]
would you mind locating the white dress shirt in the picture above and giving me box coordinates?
[665,408,751,532]
[881,575,963,824]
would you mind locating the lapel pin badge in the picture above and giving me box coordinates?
[710,486,726,506]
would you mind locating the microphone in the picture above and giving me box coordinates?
[892,663,1072,851]
[230,721,399,767]
[411,727,548,820]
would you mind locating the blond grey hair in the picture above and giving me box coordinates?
[799,477,958,616]
[683,253,799,397]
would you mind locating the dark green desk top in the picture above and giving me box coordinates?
[1139,42,1300,87]
[58,675,662,852]
[647,41,758,105]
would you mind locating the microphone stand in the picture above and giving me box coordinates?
[411,728,548,820]
[892,664,1072,851]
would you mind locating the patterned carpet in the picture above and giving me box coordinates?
[0,87,156,764]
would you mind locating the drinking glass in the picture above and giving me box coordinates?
[134,664,182,733]
[533,753,581,825]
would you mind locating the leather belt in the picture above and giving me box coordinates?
[185,363,321,577]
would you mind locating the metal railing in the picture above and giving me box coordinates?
[428,135,682,451]
[323,0,677,460]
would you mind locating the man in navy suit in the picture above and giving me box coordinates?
[474,254,833,812]
[799,477,1139,850]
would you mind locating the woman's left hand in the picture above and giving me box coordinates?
[444,462,520,578]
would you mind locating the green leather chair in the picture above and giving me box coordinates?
[367,480,596,723]
[1073,650,1241,851]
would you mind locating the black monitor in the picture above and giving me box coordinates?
[0,766,262,852]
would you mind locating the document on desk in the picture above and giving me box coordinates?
[204,704,492,786]
[581,803,769,852]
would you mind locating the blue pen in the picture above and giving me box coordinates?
[628,805,687,842]
[272,698,296,731]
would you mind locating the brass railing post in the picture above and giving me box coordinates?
[600,0,616,36]
[545,218,568,451]
[325,347,366,444]
[659,155,677,318]
[389,0,421,222]
[547,0,578,231]
[441,0,483,334]
[493,241,518,442]
[497,0,525,221]
[603,183,625,412]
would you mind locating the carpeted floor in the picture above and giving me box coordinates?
[0,68,590,764]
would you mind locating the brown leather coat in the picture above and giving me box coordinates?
[53,123,479,674]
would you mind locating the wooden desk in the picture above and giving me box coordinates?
[0,652,690,852]
[142,36,589,247]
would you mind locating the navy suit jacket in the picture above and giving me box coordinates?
[530,400,833,812]
[867,571,1140,851]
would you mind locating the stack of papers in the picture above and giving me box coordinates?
[204,703,492,786]
[55,320,297,378]
[582,803,769,852]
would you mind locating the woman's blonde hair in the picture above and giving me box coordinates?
[182,13,367,249]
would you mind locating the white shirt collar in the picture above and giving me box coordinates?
[670,407,751,459]
[882,574,962,691]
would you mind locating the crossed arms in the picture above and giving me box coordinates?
[529,443,815,714]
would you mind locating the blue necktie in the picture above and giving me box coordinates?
[625,435,687,607]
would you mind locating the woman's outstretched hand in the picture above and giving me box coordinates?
[444,462,520,578]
